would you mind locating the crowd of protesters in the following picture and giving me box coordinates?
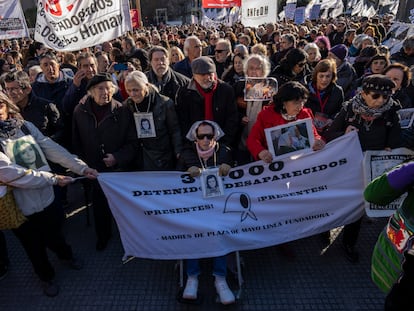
[1,13,414,308]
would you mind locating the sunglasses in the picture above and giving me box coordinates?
[370,93,390,100]
[297,62,306,67]
[196,133,214,140]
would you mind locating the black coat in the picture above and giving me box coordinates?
[146,68,190,101]
[124,88,182,171]
[177,142,232,171]
[72,97,138,172]
[306,82,344,119]
[175,80,239,146]
[325,98,402,151]
[21,92,64,142]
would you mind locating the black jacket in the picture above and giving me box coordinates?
[146,68,190,101]
[124,88,182,171]
[20,92,64,142]
[175,79,239,146]
[325,98,402,151]
[72,97,138,172]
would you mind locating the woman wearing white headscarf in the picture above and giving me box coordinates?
[176,120,234,305]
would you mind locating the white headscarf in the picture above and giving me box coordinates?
[185,120,225,142]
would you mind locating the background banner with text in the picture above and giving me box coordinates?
[0,0,30,40]
[98,132,364,260]
[35,0,132,51]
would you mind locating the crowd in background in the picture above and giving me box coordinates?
[1,13,414,306]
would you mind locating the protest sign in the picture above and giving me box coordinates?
[98,132,365,260]
[34,0,132,51]
[0,0,30,39]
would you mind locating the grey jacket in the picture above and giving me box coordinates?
[0,121,88,216]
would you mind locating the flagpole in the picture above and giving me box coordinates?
[135,0,143,27]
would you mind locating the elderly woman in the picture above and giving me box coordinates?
[72,73,138,251]
[0,92,97,296]
[246,81,325,163]
[303,42,321,68]
[246,81,325,258]
[305,59,344,136]
[233,54,272,165]
[325,75,402,263]
[123,70,182,170]
[177,120,234,305]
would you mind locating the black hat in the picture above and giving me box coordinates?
[86,73,113,90]
[191,56,216,75]
[362,74,395,95]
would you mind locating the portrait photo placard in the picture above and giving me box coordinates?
[264,118,314,160]
[4,135,50,171]
[201,167,224,199]
[244,77,278,101]
[133,112,156,138]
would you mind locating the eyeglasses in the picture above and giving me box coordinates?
[196,133,214,140]
[297,62,306,67]
[4,86,22,93]
[370,93,390,100]
[215,49,227,54]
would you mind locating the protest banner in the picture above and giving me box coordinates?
[0,0,30,40]
[98,132,365,260]
[34,0,132,51]
[363,148,414,217]
[202,0,241,8]
[241,0,277,28]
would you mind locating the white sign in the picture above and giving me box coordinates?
[0,0,30,39]
[363,148,414,217]
[98,132,365,260]
[34,0,132,51]
[241,0,277,27]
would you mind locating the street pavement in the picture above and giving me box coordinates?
[0,183,387,311]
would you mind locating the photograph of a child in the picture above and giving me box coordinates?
[265,119,314,159]
[5,135,49,171]
[201,168,224,198]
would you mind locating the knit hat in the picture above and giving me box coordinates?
[362,74,395,95]
[329,44,348,61]
[191,56,216,75]
[86,73,113,90]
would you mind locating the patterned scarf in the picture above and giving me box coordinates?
[351,93,393,119]
[0,118,24,139]
[196,141,217,162]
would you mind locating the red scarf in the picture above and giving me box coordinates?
[195,80,218,121]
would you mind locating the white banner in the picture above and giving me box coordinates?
[241,0,277,27]
[363,148,414,217]
[0,0,30,39]
[98,132,366,260]
[34,0,132,52]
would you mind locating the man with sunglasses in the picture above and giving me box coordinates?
[325,74,402,263]
[213,39,233,80]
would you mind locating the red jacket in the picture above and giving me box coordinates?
[246,105,321,160]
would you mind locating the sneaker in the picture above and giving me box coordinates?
[62,257,83,270]
[342,243,359,263]
[182,276,198,300]
[42,280,60,297]
[0,264,8,281]
[215,276,235,305]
